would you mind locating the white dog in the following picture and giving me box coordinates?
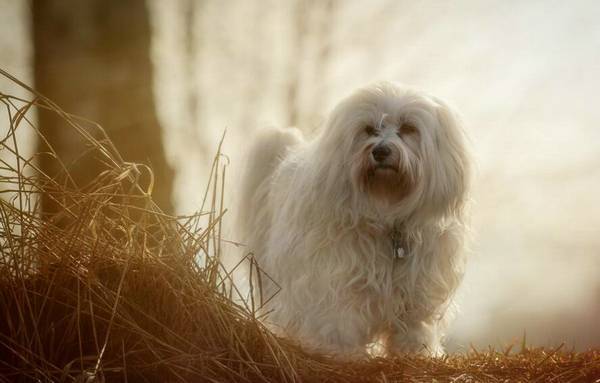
[236,82,471,357]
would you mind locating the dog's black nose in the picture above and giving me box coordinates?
[372,144,391,162]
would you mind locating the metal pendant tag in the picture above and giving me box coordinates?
[395,246,405,259]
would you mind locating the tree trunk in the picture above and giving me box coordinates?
[32,0,174,215]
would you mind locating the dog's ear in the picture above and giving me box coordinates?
[423,99,471,219]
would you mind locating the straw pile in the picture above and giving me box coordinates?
[0,69,598,382]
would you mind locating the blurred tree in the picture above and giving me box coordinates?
[286,0,337,130]
[310,0,336,126]
[286,0,308,128]
[184,0,210,164]
[33,0,174,215]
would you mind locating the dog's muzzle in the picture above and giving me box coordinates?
[371,143,398,172]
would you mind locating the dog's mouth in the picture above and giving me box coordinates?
[373,164,398,173]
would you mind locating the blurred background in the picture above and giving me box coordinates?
[1,0,598,351]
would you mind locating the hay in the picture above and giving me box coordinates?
[0,68,598,382]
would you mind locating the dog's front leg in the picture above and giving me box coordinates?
[299,307,372,358]
[387,320,444,356]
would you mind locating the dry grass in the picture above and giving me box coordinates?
[0,68,598,382]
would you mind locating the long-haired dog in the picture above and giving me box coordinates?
[237,82,471,357]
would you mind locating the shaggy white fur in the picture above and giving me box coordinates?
[236,82,471,357]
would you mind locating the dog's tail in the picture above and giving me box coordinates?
[237,127,304,239]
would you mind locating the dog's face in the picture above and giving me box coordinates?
[352,113,421,203]
[320,82,470,217]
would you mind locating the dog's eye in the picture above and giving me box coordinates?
[365,125,377,136]
[398,123,418,136]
